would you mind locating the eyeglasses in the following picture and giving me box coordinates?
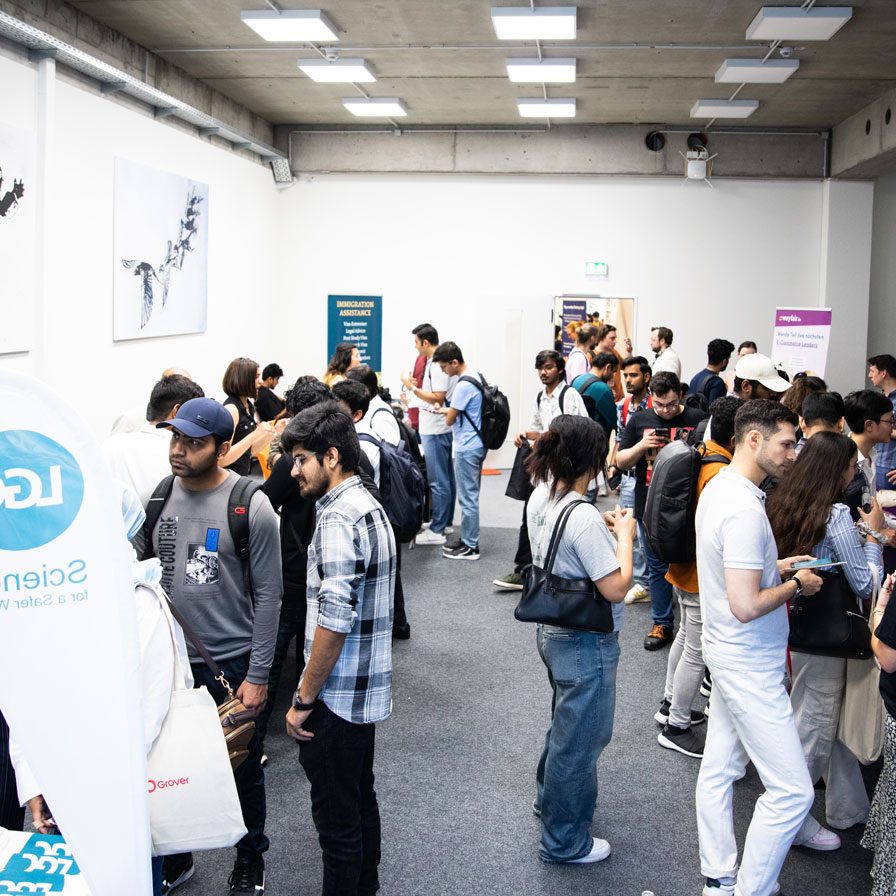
[652,398,680,411]
[293,452,322,469]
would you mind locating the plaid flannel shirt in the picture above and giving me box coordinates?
[303,475,396,724]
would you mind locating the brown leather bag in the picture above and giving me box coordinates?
[165,597,258,771]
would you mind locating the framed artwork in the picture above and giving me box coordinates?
[0,121,35,354]
[113,158,208,341]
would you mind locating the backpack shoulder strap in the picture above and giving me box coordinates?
[228,476,263,604]
[574,374,599,396]
[141,475,175,560]
[558,384,569,413]
[456,375,486,445]
[700,453,731,467]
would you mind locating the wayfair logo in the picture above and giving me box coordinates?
[0,431,84,551]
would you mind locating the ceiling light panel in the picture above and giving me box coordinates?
[506,58,576,83]
[691,99,759,119]
[240,10,339,42]
[298,58,375,83]
[745,6,852,41]
[518,98,576,118]
[491,7,577,40]
[715,59,799,83]
[342,98,407,117]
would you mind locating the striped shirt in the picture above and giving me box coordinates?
[303,476,396,724]
[813,503,883,601]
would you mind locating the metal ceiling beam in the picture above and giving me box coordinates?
[0,10,286,163]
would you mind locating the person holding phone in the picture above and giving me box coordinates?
[862,570,896,895]
[616,371,707,650]
[767,432,885,850]
[526,414,635,864]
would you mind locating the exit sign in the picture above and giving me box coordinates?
[585,261,608,279]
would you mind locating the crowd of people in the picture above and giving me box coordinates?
[2,328,896,896]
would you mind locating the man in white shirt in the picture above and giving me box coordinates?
[650,326,681,379]
[402,324,457,546]
[695,400,823,896]
[494,350,588,590]
[101,374,204,506]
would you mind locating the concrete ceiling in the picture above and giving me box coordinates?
[67,1,896,129]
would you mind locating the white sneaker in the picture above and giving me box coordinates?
[624,584,650,604]
[703,881,780,896]
[565,837,611,864]
[794,825,841,851]
[445,525,455,534]
[415,529,447,546]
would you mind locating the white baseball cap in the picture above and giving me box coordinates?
[733,353,790,393]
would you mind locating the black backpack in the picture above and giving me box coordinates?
[571,376,600,421]
[458,374,511,451]
[358,433,426,543]
[642,440,730,564]
[141,475,263,601]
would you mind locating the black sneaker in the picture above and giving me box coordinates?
[643,623,673,651]
[229,857,265,895]
[442,543,480,560]
[160,853,194,895]
[700,668,712,697]
[653,699,706,727]
[658,723,704,758]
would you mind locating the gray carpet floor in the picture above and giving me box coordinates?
[181,519,875,896]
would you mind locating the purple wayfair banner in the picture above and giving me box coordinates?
[770,306,833,379]
[560,299,587,357]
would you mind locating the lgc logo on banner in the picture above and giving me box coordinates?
[0,431,85,551]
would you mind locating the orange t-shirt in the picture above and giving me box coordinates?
[665,440,734,594]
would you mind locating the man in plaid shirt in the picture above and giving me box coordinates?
[282,400,396,896]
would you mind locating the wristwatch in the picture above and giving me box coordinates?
[791,574,804,600]
[292,693,316,711]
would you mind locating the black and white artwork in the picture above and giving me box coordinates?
[0,121,35,354]
[113,158,209,341]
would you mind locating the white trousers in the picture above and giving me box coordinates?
[696,664,814,896]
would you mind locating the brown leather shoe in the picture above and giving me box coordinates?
[644,623,674,651]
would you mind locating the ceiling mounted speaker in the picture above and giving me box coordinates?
[645,131,665,152]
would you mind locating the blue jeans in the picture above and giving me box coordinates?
[421,432,456,533]
[455,447,485,549]
[535,627,620,863]
[619,476,647,588]
[638,520,674,626]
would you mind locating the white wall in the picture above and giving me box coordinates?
[0,47,282,438]
[279,173,831,463]
[869,171,896,358]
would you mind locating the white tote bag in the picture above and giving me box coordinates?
[146,592,247,855]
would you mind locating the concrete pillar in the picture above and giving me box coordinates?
[818,179,874,392]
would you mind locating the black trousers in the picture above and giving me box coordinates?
[393,544,408,629]
[513,485,535,574]
[1,709,25,831]
[299,702,380,896]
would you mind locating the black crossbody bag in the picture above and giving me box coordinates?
[514,499,614,633]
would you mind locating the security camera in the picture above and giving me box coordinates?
[779,46,794,58]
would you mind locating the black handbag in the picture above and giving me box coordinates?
[514,499,614,633]
[788,571,872,660]
[505,441,533,501]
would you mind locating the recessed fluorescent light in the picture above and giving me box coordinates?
[506,58,576,83]
[342,98,407,117]
[298,58,376,83]
[491,7,577,40]
[691,99,759,119]
[746,6,852,41]
[518,98,576,118]
[240,10,339,42]
[715,59,799,83]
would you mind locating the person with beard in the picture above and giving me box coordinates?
[695,400,823,896]
[283,401,396,896]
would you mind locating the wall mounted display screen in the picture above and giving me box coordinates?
[113,158,209,341]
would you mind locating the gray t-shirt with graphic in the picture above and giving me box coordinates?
[152,471,282,684]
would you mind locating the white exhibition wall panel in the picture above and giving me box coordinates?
[869,172,896,358]
[0,50,281,439]
[278,174,828,426]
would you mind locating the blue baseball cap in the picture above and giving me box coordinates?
[157,397,235,440]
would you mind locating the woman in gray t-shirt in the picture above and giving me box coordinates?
[526,414,636,865]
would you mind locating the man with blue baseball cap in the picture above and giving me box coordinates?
[147,397,282,896]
